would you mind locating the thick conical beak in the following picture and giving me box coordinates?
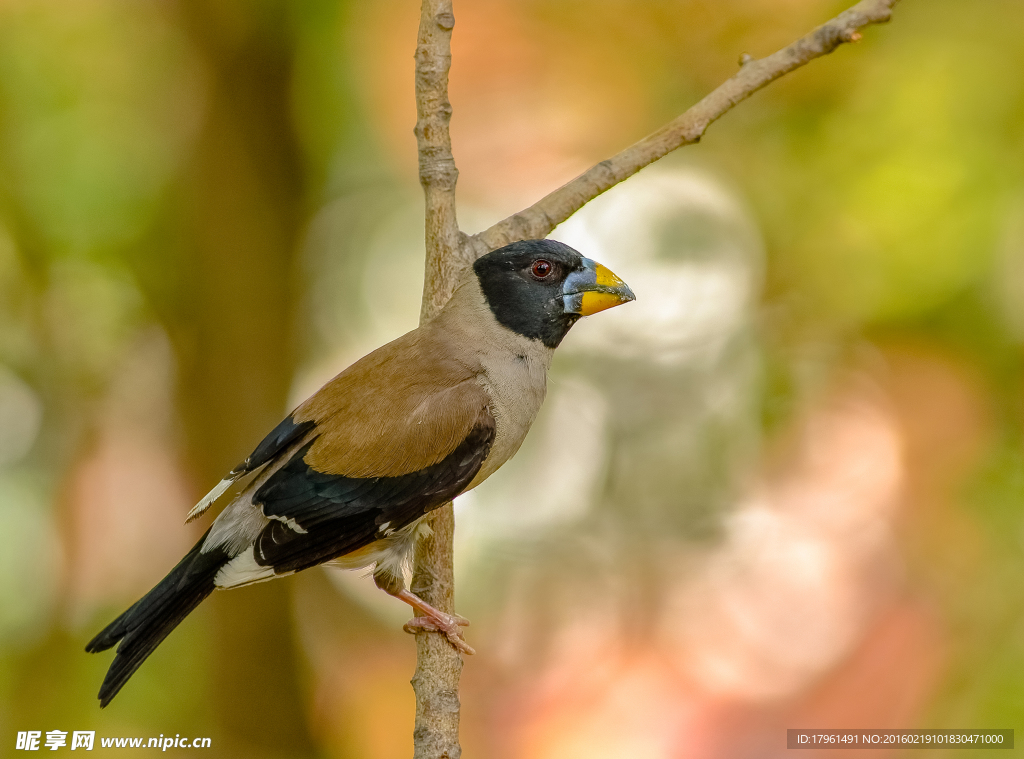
[561,257,636,316]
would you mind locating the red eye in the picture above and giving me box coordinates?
[531,259,553,278]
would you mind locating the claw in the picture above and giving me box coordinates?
[404,613,476,655]
[389,587,475,655]
[404,617,439,634]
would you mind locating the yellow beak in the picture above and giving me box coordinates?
[562,258,635,316]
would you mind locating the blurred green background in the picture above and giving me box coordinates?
[1,0,1023,756]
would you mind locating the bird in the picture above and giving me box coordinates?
[85,238,634,707]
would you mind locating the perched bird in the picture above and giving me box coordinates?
[86,239,634,707]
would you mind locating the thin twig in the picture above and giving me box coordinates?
[411,1,465,758]
[470,0,900,254]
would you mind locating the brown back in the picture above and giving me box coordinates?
[293,327,489,478]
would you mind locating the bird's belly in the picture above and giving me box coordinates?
[328,541,381,569]
[327,516,432,579]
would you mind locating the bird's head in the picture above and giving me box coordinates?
[472,239,635,349]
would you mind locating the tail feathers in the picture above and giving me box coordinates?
[86,529,229,707]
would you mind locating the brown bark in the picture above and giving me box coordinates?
[410,4,466,757]
[415,0,467,324]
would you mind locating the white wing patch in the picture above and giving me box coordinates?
[214,547,283,589]
[268,514,307,534]
[185,478,234,524]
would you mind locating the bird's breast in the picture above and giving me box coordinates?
[467,341,551,489]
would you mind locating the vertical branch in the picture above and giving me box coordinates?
[416,0,465,323]
[412,1,465,758]
[410,507,462,759]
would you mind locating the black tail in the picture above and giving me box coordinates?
[86,529,229,707]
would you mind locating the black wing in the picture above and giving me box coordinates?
[186,413,318,524]
[251,412,495,575]
[232,414,316,476]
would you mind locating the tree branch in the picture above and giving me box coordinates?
[416,0,466,324]
[407,1,900,757]
[470,0,900,253]
[412,2,465,759]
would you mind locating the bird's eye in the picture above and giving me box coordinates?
[531,259,553,278]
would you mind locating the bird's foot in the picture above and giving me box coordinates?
[393,589,475,655]
[403,613,475,655]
